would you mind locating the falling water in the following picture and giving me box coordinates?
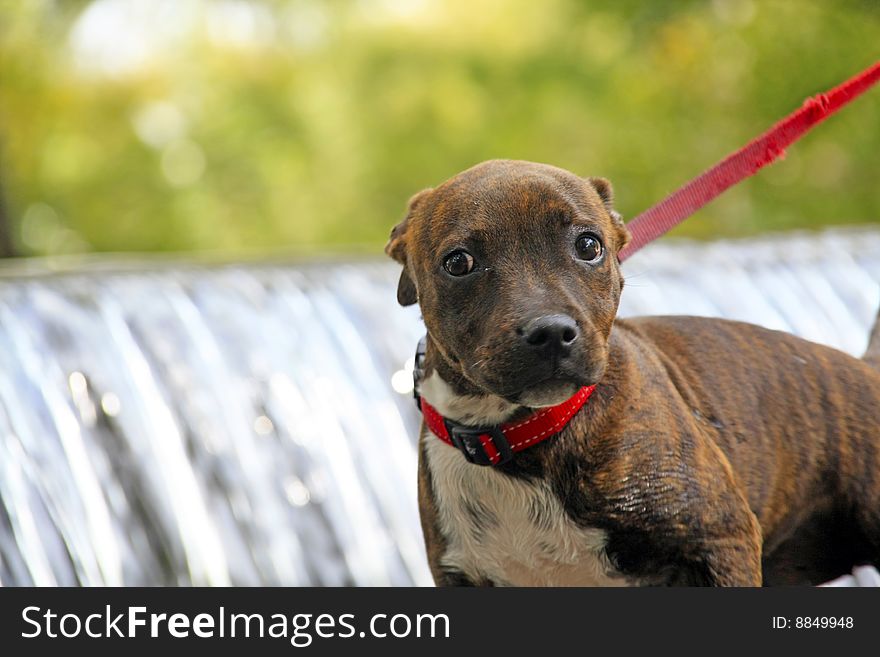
[0,228,878,586]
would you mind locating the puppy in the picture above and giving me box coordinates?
[387,159,880,586]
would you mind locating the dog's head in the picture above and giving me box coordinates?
[386,159,630,408]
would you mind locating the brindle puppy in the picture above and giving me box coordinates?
[386,159,880,586]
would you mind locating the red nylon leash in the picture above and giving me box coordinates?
[618,60,880,262]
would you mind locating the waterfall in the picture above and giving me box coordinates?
[1,228,878,586]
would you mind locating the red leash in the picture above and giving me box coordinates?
[618,60,880,262]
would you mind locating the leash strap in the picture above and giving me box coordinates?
[618,60,880,262]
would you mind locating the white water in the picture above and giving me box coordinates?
[0,228,878,586]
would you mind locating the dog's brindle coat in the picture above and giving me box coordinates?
[387,159,880,586]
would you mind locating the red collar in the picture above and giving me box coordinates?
[418,385,597,466]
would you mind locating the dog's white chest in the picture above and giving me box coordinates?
[425,436,629,586]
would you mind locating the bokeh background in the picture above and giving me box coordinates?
[1,0,879,261]
[1,0,879,588]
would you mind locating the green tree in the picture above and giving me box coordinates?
[1,0,878,258]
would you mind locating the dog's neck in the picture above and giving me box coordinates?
[418,339,522,426]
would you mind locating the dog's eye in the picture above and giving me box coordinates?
[575,234,603,262]
[443,250,475,276]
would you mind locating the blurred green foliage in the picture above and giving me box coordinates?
[0,0,878,258]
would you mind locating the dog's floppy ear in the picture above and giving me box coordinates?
[588,177,630,251]
[385,188,432,306]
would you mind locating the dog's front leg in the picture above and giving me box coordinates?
[692,443,765,586]
[679,458,764,586]
[698,527,763,586]
[417,437,495,587]
[615,434,765,586]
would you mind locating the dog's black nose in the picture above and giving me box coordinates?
[521,314,579,355]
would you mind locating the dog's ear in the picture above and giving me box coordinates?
[587,177,630,251]
[385,188,432,306]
